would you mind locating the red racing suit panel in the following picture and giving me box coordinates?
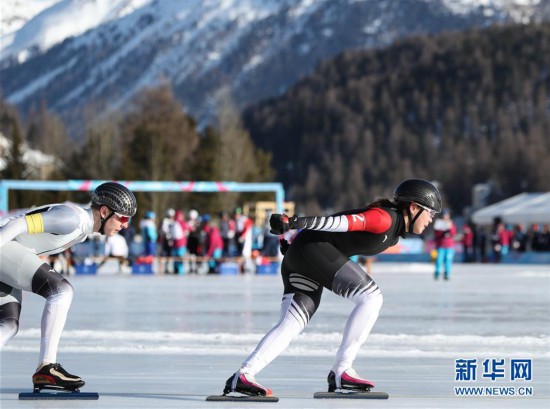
[344,208,393,234]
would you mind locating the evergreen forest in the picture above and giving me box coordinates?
[244,22,550,214]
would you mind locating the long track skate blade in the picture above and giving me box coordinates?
[314,391,389,399]
[19,391,99,400]
[206,394,279,402]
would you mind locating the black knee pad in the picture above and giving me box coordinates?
[0,299,21,338]
[31,264,74,298]
[332,261,378,299]
[0,301,22,322]
[291,292,320,321]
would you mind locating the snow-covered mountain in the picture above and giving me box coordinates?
[1,0,548,134]
[1,0,152,63]
[1,0,59,39]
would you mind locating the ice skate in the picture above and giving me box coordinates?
[327,368,375,392]
[223,372,272,396]
[206,372,278,402]
[32,363,85,392]
[314,369,388,399]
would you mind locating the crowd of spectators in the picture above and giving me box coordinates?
[97,207,281,274]
[460,221,550,263]
[53,207,549,275]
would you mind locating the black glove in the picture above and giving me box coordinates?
[270,214,302,235]
[270,213,290,235]
[280,238,290,255]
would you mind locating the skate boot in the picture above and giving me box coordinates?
[32,363,85,391]
[327,368,375,392]
[223,372,273,397]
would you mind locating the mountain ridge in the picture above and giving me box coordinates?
[1,0,548,136]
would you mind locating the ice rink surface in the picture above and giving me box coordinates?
[1,262,549,408]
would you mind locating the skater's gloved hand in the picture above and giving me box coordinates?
[280,238,290,255]
[270,213,290,235]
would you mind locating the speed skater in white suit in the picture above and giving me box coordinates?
[0,182,136,392]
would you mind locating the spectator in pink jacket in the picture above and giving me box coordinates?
[202,214,224,273]
[171,210,190,274]
[433,208,457,280]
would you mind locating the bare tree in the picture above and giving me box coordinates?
[214,89,265,210]
[120,84,200,215]
[26,100,73,163]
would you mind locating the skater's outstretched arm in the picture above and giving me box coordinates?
[0,206,82,248]
[269,209,392,235]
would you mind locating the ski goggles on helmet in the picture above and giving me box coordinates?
[416,203,437,218]
[113,212,131,224]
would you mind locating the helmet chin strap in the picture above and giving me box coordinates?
[99,211,115,235]
[406,207,424,235]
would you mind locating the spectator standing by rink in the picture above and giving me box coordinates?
[100,231,130,273]
[219,211,236,257]
[461,222,475,262]
[0,182,136,392]
[201,215,224,273]
[159,208,175,260]
[475,225,488,262]
[140,211,157,256]
[261,213,281,258]
[490,221,512,262]
[512,224,529,252]
[171,210,189,274]
[186,209,201,256]
[531,224,550,252]
[433,208,457,280]
[120,224,137,264]
[498,223,514,258]
[235,208,254,273]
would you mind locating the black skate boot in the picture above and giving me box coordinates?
[223,372,272,397]
[32,363,85,392]
[327,369,375,392]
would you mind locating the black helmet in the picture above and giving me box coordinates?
[91,182,137,217]
[394,179,442,213]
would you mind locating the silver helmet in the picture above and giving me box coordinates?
[91,182,137,217]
